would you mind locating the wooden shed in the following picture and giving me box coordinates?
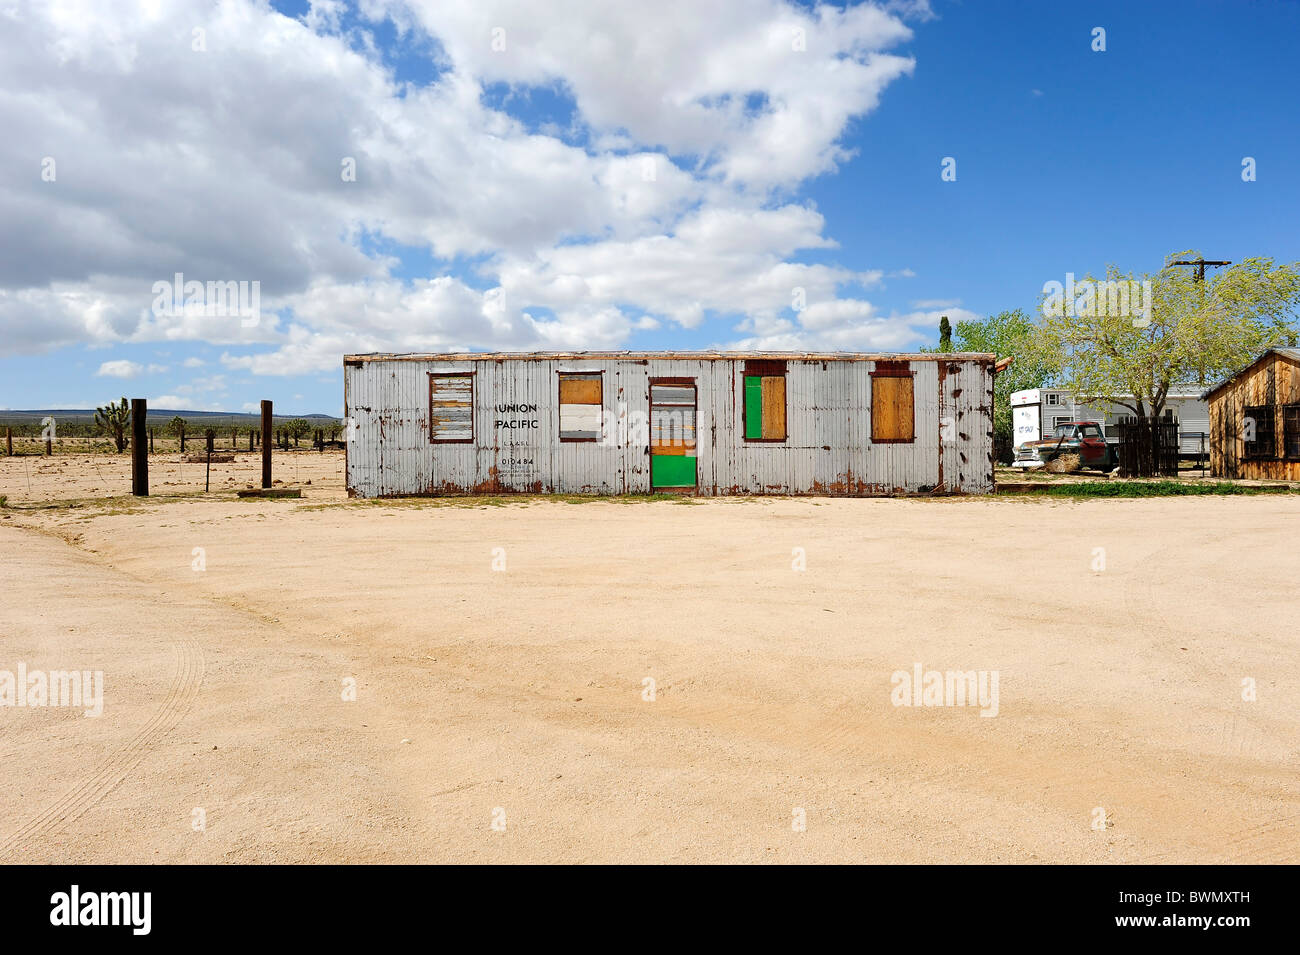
[1203,347,1300,480]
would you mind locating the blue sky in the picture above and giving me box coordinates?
[2,0,1297,415]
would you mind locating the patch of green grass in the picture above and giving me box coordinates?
[1007,481,1299,498]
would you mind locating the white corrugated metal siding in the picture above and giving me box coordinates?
[344,355,995,497]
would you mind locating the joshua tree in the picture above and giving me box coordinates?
[167,414,188,451]
[286,418,311,447]
[95,397,131,452]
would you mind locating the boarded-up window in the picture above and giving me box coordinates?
[650,383,696,454]
[430,373,473,443]
[871,362,915,443]
[742,361,787,441]
[559,373,602,441]
[1243,404,1275,459]
[1285,404,1300,460]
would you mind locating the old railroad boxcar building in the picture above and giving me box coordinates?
[343,352,1000,497]
[1204,347,1300,480]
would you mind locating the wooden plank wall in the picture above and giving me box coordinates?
[1209,353,1300,480]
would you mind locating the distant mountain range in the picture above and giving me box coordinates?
[0,409,339,423]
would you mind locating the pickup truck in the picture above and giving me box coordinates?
[1012,421,1116,471]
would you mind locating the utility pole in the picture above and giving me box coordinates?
[1169,257,1231,282]
[1171,257,1232,390]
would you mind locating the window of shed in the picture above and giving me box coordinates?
[1282,403,1300,460]
[430,373,473,443]
[1243,405,1276,459]
[870,362,915,443]
[559,373,602,441]
[741,360,787,441]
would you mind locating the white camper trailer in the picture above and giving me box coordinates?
[1009,387,1210,467]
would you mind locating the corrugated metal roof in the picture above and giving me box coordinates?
[344,350,996,363]
[1200,347,1300,399]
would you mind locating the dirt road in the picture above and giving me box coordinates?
[1,482,1296,862]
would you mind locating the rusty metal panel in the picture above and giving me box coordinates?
[938,359,995,493]
[344,354,994,497]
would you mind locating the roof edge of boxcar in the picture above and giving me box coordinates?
[343,351,997,363]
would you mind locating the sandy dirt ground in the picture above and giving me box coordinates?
[0,452,1296,863]
[0,449,342,503]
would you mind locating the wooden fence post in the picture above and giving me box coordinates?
[131,399,148,496]
[205,429,214,492]
[261,400,272,489]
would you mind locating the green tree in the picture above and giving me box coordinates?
[1038,251,1300,428]
[927,309,1050,459]
[938,315,953,352]
[95,397,131,453]
[286,418,311,447]
[166,415,188,450]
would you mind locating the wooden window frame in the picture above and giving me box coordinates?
[649,378,698,450]
[429,371,474,445]
[558,370,604,443]
[1283,403,1300,461]
[870,361,916,444]
[741,360,788,443]
[1243,404,1276,460]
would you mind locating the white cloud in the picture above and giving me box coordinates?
[387,0,915,188]
[95,359,167,378]
[1,0,928,365]
[729,306,980,351]
[149,394,227,411]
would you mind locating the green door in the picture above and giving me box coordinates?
[649,381,697,488]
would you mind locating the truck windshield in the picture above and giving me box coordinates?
[1052,425,1077,438]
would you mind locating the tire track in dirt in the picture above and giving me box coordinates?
[1117,543,1300,864]
[1196,711,1300,864]
[0,639,204,859]
[1214,815,1300,863]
